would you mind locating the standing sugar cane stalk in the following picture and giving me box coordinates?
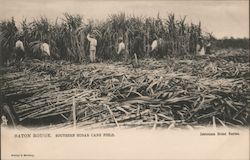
[132,31,144,59]
[87,33,97,63]
[131,31,143,67]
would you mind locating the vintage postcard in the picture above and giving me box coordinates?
[0,0,249,159]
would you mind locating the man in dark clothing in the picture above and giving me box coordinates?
[196,37,205,56]
[205,41,211,55]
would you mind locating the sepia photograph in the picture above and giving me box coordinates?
[0,0,249,159]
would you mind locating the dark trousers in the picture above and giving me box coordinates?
[15,48,25,61]
[41,51,50,60]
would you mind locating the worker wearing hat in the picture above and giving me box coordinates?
[14,36,25,61]
[117,37,129,62]
[87,33,97,62]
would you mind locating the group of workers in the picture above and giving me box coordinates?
[86,32,129,63]
[13,38,50,62]
[11,33,97,63]
[196,37,211,56]
[11,33,211,64]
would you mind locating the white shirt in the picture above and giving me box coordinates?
[151,40,158,51]
[196,44,205,56]
[117,42,125,54]
[15,40,24,51]
[40,43,50,56]
[206,42,211,47]
[87,34,97,50]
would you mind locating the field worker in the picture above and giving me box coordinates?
[196,37,205,56]
[117,37,125,54]
[150,35,165,58]
[40,40,50,60]
[117,37,129,62]
[151,39,158,51]
[87,33,97,62]
[150,37,158,57]
[15,38,25,61]
[205,41,211,54]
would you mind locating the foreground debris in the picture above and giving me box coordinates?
[0,50,249,129]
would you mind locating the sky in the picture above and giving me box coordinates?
[0,0,249,38]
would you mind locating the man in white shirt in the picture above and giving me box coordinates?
[196,37,205,56]
[117,37,129,62]
[87,33,97,62]
[151,40,158,51]
[15,40,25,51]
[117,38,125,55]
[40,41,50,60]
[15,39,25,61]
[150,35,158,58]
[150,36,167,59]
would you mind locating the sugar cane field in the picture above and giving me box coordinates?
[0,13,249,130]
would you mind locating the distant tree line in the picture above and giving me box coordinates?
[214,37,249,49]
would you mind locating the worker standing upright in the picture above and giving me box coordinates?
[87,33,97,63]
[205,41,211,55]
[117,37,129,62]
[196,37,205,56]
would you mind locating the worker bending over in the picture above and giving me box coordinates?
[15,38,25,61]
[150,35,165,58]
[40,40,50,60]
